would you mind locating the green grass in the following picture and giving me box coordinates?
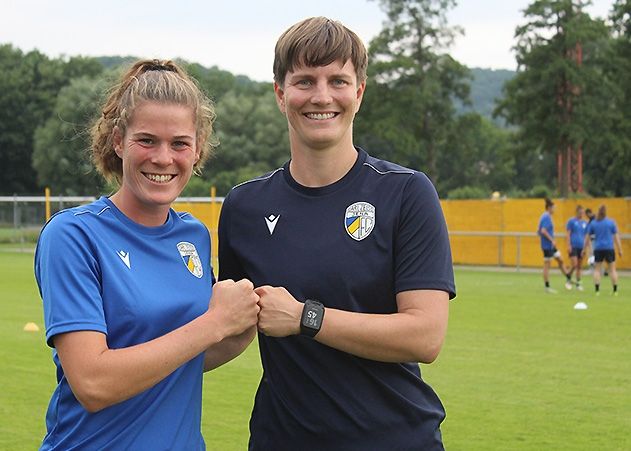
[1,253,629,450]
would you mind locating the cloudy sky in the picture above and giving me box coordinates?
[2,0,613,82]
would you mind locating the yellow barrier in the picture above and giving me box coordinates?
[442,198,630,269]
[173,196,631,270]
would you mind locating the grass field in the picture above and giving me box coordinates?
[1,249,629,450]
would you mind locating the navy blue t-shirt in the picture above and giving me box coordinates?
[219,148,455,451]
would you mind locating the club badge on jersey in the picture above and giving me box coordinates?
[177,241,204,278]
[345,202,376,241]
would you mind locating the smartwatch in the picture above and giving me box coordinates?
[300,299,325,338]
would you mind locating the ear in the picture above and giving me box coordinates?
[274,82,286,114]
[112,126,123,158]
[355,80,367,113]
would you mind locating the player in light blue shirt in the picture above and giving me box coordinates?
[35,59,260,450]
[538,198,572,293]
[566,205,588,290]
[584,204,623,296]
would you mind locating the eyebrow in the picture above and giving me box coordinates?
[131,132,194,140]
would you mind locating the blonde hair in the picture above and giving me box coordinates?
[91,59,216,183]
[273,17,368,87]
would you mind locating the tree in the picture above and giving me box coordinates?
[496,0,611,196]
[587,0,631,195]
[437,114,517,196]
[206,90,289,195]
[32,75,109,195]
[0,45,103,194]
[355,0,470,184]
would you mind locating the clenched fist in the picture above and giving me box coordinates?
[255,286,302,337]
[209,279,260,339]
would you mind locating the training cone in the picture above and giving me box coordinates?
[23,322,40,332]
[573,302,588,310]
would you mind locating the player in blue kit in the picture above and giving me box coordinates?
[219,17,455,451]
[584,204,623,295]
[538,198,572,293]
[35,60,260,450]
[566,205,588,290]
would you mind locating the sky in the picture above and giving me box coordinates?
[1,0,614,82]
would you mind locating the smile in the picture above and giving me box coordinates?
[143,173,175,183]
[305,112,337,120]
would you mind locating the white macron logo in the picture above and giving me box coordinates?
[265,214,280,235]
[117,250,131,269]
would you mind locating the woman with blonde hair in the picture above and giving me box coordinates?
[35,59,260,450]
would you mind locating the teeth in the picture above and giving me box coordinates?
[145,173,174,183]
[306,112,336,120]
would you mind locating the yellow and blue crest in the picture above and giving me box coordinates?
[345,202,376,241]
[177,241,204,278]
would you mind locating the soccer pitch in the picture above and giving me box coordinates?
[1,250,629,450]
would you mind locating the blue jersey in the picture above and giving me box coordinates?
[566,217,588,249]
[219,148,455,451]
[35,197,212,450]
[586,218,618,251]
[538,212,554,250]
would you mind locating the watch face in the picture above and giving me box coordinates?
[301,300,325,337]
[305,308,321,329]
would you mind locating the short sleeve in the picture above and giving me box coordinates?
[394,173,456,299]
[611,220,618,234]
[35,214,107,347]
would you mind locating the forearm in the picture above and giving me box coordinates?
[204,326,257,372]
[57,313,225,412]
[315,307,447,364]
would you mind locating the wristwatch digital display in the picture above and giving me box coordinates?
[300,299,325,338]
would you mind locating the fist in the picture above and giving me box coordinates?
[255,286,302,337]
[210,279,260,338]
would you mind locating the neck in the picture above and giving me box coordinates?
[110,190,170,227]
[288,139,358,188]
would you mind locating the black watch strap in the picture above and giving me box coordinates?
[300,299,325,338]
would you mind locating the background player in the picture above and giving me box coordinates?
[584,204,623,296]
[538,198,572,292]
[566,205,588,290]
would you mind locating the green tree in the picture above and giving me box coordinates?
[496,0,611,196]
[207,90,289,195]
[438,114,517,196]
[0,45,103,194]
[586,0,631,195]
[356,0,470,184]
[32,75,109,195]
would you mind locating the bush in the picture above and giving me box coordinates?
[447,186,489,199]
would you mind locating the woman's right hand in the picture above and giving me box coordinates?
[208,279,260,338]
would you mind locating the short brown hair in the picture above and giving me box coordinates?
[91,59,216,183]
[273,17,368,87]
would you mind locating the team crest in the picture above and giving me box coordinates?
[177,241,203,278]
[345,202,376,241]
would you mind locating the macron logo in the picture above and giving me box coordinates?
[117,250,131,269]
[265,214,280,235]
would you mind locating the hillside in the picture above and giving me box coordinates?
[457,67,515,126]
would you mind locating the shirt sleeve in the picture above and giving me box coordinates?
[394,172,456,299]
[218,191,247,282]
[35,214,107,347]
